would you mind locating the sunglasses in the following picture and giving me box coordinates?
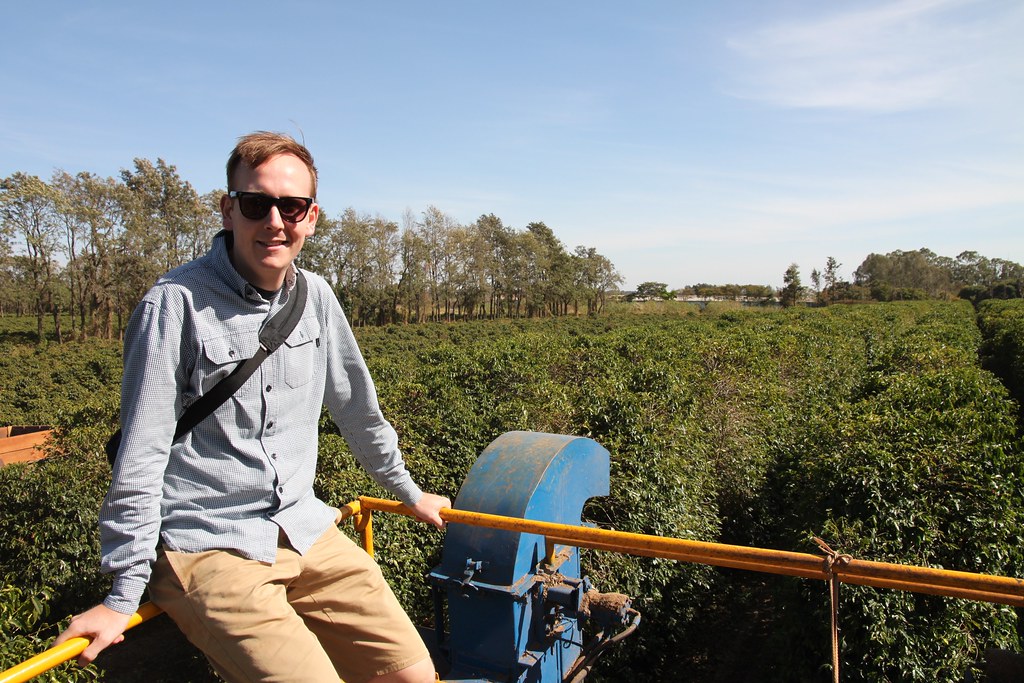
[228,191,314,222]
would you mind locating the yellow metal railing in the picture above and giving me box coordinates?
[0,602,163,683]
[356,497,1024,606]
[3,496,1023,683]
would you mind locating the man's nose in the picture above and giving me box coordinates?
[265,205,286,228]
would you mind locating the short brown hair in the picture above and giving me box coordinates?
[226,131,319,198]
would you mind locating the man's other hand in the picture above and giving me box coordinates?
[53,603,133,665]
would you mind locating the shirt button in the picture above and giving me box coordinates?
[270,453,278,460]
[267,421,274,429]
[277,486,284,494]
[266,385,272,392]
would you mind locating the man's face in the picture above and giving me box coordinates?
[220,153,319,291]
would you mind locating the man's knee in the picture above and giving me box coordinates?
[367,655,435,683]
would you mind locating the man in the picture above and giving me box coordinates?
[55,132,448,683]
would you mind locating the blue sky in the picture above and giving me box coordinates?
[3,1,1021,290]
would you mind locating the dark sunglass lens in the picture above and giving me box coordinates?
[277,198,309,221]
[238,193,273,220]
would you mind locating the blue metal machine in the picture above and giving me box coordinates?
[427,431,636,682]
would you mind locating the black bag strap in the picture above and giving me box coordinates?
[106,271,308,464]
[172,270,308,439]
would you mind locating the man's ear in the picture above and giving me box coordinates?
[306,203,319,235]
[220,193,234,230]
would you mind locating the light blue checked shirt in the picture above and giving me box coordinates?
[100,232,423,615]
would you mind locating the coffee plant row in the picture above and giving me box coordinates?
[2,300,1022,681]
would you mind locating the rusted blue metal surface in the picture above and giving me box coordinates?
[428,431,610,682]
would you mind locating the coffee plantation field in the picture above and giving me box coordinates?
[2,300,1023,681]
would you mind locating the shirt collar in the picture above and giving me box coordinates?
[210,230,298,302]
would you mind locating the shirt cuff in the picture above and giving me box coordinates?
[103,575,148,615]
[393,481,424,509]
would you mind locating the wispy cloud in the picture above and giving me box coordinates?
[724,0,1023,112]
[746,178,1023,235]
[586,158,1024,253]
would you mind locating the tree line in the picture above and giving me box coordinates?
[627,281,776,303]
[300,207,621,326]
[0,162,622,342]
[780,249,1024,307]
[630,249,1024,311]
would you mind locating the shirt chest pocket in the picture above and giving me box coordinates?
[196,330,261,395]
[282,315,321,389]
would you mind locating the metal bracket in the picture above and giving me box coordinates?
[449,558,486,595]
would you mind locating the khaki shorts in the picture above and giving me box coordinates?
[148,523,430,683]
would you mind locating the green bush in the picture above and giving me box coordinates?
[761,302,1024,681]
[0,450,111,618]
[978,298,1024,413]
[0,392,119,681]
[0,340,121,425]
[2,302,1022,682]
[0,582,100,682]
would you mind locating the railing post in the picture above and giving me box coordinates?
[354,506,375,558]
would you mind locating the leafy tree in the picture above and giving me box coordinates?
[416,205,458,321]
[472,213,505,318]
[810,268,821,297]
[50,171,129,340]
[742,284,776,303]
[0,201,15,316]
[779,264,802,307]
[397,208,430,323]
[3,158,625,329]
[854,249,951,300]
[573,246,620,314]
[450,222,490,319]
[337,208,377,323]
[349,212,400,326]
[630,281,671,301]
[950,251,1024,289]
[195,190,224,260]
[0,173,62,342]
[118,158,210,324]
[524,221,574,316]
[50,171,88,340]
[298,209,342,287]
